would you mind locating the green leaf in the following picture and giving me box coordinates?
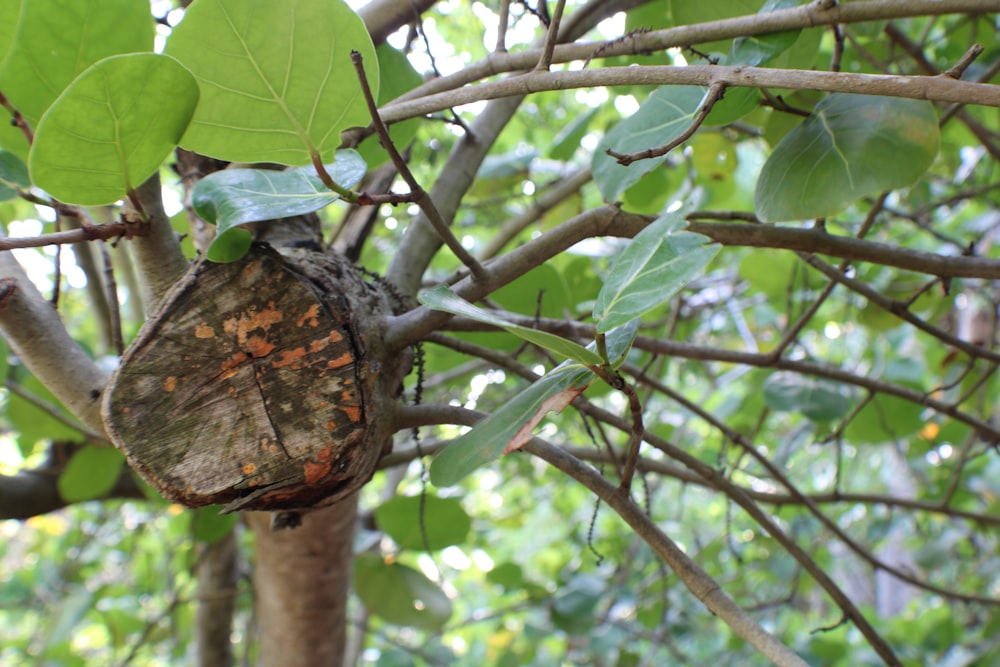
[0,0,154,158]
[844,394,924,444]
[593,86,705,202]
[755,94,940,222]
[191,507,239,544]
[7,371,88,452]
[29,53,199,206]
[57,445,126,503]
[418,285,604,366]
[0,150,28,201]
[551,574,604,635]
[192,150,367,262]
[354,554,453,630]
[165,0,378,166]
[549,107,598,161]
[762,372,853,422]
[593,209,720,333]
[375,494,472,550]
[429,362,594,487]
[356,44,423,169]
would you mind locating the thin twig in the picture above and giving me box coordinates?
[495,0,511,53]
[0,221,146,251]
[5,380,107,444]
[100,245,124,356]
[606,82,725,166]
[942,43,984,79]
[350,50,489,284]
[0,89,34,144]
[533,0,566,71]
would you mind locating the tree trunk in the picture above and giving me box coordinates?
[248,496,359,667]
[196,530,238,667]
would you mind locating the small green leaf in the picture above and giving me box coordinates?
[354,554,453,630]
[762,372,853,422]
[594,209,720,333]
[593,86,705,202]
[418,285,604,366]
[0,150,28,200]
[755,94,940,222]
[550,107,598,161]
[551,574,604,635]
[191,507,239,544]
[165,0,378,165]
[375,495,471,550]
[429,362,593,487]
[57,445,126,503]
[192,150,366,262]
[29,53,198,206]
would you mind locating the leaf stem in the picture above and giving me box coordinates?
[309,152,359,203]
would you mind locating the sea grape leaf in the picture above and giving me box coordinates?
[354,555,452,630]
[762,372,853,422]
[594,209,720,333]
[755,94,940,222]
[375,495,472,550]
[192,150,366,262]
[57,445,126,503]
[191,507,239,544]
[165,0,378,166]
[0,150,28,201]
[0,0,154,158]
[429,362,593,487]
[418,285,604,366]
[29,53,198,206]
[593,86,706,202]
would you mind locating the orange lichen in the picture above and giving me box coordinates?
[242,463,256,475]
[244,334,275,358]
[271,347,307,369]
[164,376,177,392]
[194,323,215,338]
[296,303,321,328]
[303,460,331,484]
[326,352,353,369]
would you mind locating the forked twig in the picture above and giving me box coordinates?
[606,82,726,166]
[533,0,566,71]
[350,51,489,284]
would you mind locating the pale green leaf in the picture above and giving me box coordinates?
[192,150,366,262]
[0,0,154,158]
[755,94,940,222]
[375,495,471,550]
[29,53,199,206]
[57,445,126,503]
[0,150,28,200]
[165,0,378,166]
[428,362,593,487]
[355,555,453,630]
[762,372,853,422]
[593,86,705,202]
[594,209,720,333]
[418,285,604,366]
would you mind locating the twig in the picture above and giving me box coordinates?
[606,82,726,166]
[100,245,124,356]
[533,0,566,71]
[0,89,34,144]
[0,221,143,251]
[351,51,489,284]
[495,0,511,53]
[942,43,984,79]
[5,380,107,444]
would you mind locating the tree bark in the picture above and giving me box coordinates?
[196,530,239,667]
[248,497,358,667]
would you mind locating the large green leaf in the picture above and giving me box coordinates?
[0,150,28,201]
[192,150,366,262]
[429,362,594,487]
[165,0,377,166]
[418,285,604,366]
[191,507,239,544]
[592,86,706,202]
[755,94,940,222]
[57,445,126,503]
[354,555,453,630]
[762,372,853,422]
[375,495,472,550]
[0,0,154,158]
[29,53,198,206]
[593,209,720,333]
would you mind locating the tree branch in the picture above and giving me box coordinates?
[129,172,190,308]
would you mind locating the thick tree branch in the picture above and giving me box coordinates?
[0,465,143,519]
[394,0,997,101]
[381,65,1000,126]
[0,247,108,433]
[129,173,190,308]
